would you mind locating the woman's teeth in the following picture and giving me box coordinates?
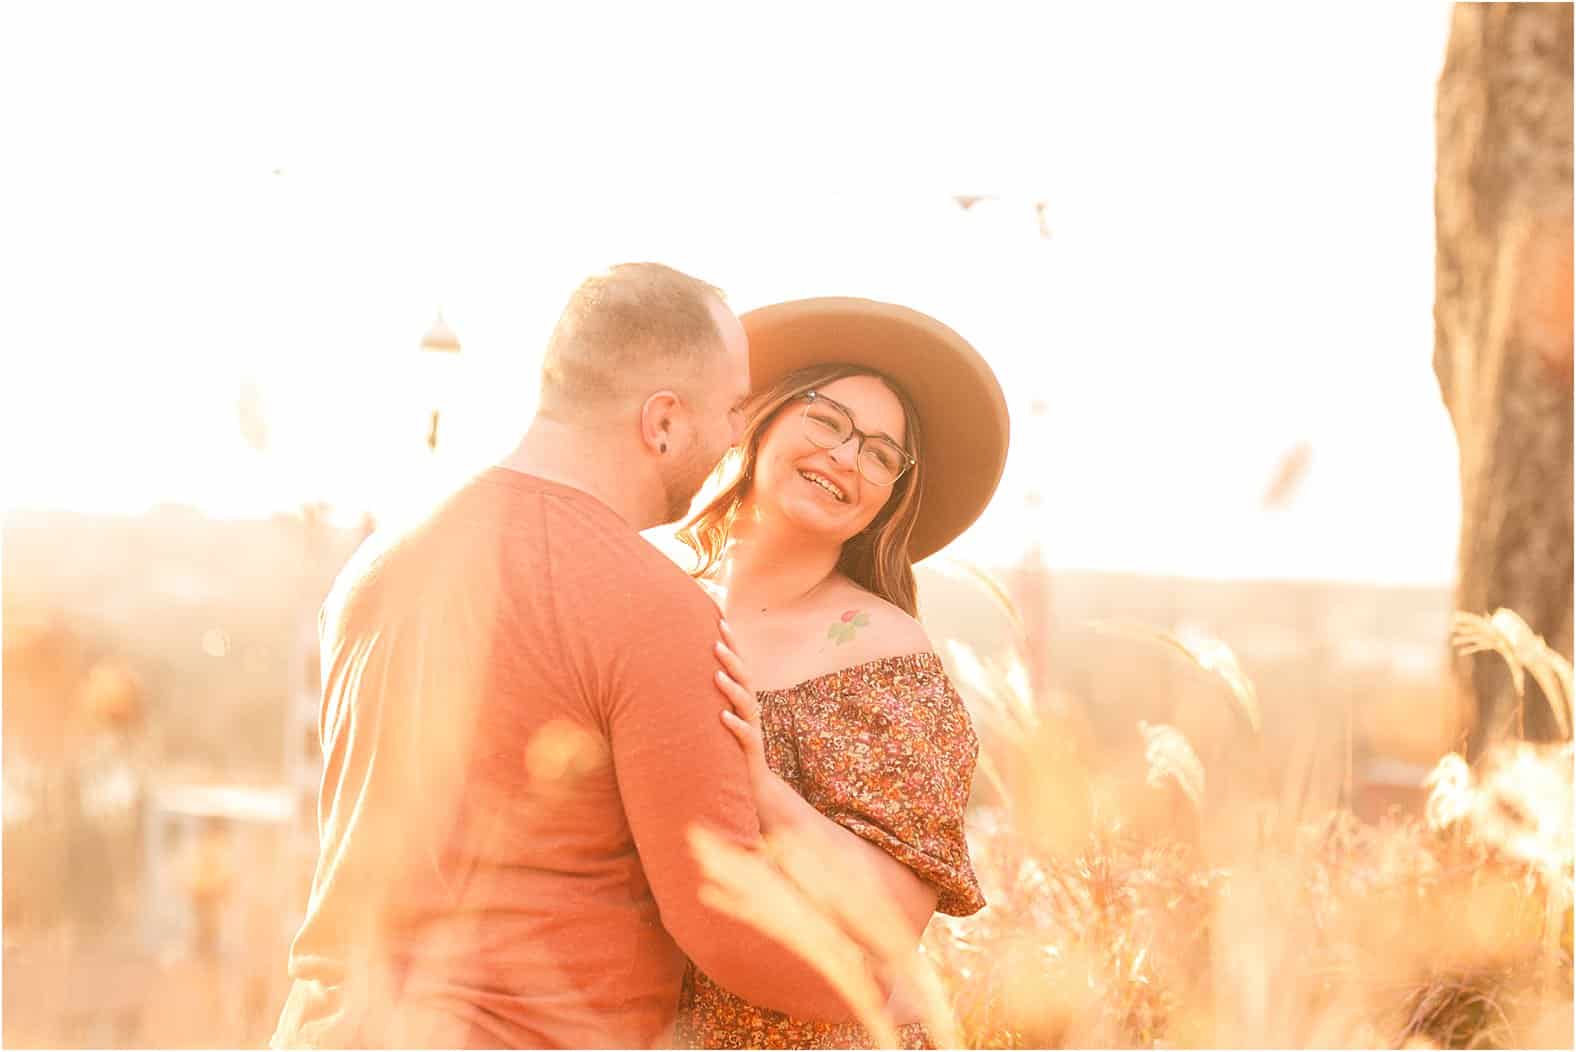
[800,471,846,502]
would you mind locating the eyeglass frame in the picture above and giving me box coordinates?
[797,389,918,487]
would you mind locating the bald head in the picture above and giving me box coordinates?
[539,262,731,414]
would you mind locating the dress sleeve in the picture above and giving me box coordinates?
[789,653,986,917]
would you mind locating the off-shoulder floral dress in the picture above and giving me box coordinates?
[674,652,985,1050]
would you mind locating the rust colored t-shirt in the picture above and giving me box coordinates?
[271,469,851,1049]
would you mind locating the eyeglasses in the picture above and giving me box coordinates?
[798,390,916,487]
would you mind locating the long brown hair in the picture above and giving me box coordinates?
[676,363,925,616]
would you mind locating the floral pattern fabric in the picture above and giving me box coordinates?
[675,652,984,1049]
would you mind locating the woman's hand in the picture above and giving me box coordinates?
[881,963,928,1027]
[715,621,794,832]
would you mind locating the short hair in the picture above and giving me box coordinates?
[539,262,727,410]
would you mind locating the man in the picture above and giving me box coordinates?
[272,264,858,1048]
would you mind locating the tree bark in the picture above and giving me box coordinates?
[1434,2,1574,757]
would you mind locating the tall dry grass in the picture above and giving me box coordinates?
[5,580,1570,1048]
[697,593,1575,1048]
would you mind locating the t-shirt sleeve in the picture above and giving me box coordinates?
[600,569,859,1021]
[791,656,986,917]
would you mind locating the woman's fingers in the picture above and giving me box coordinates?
[714,623,763,754]
[715,669,760,724]
[717,623,755,692]
[714,640,745,684]
[720,710,763,756]
[714,632,753,695]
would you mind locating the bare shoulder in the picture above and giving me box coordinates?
[818,582,933,660]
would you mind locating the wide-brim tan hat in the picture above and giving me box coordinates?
[740,297,1010,563]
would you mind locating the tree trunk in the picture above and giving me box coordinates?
[1434,2,1574,757]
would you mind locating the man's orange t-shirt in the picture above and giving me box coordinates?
[271,469,849,1048]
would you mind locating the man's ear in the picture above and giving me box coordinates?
[640,391,684,455]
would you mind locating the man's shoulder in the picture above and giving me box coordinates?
[543,516,718,626]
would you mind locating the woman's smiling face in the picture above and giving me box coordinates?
[749,373,910,544]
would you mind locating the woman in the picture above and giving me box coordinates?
[672,297,1011,1049]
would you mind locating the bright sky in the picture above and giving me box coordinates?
[1,2,1461,584]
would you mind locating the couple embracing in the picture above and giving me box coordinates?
[271,262,1010,1049]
